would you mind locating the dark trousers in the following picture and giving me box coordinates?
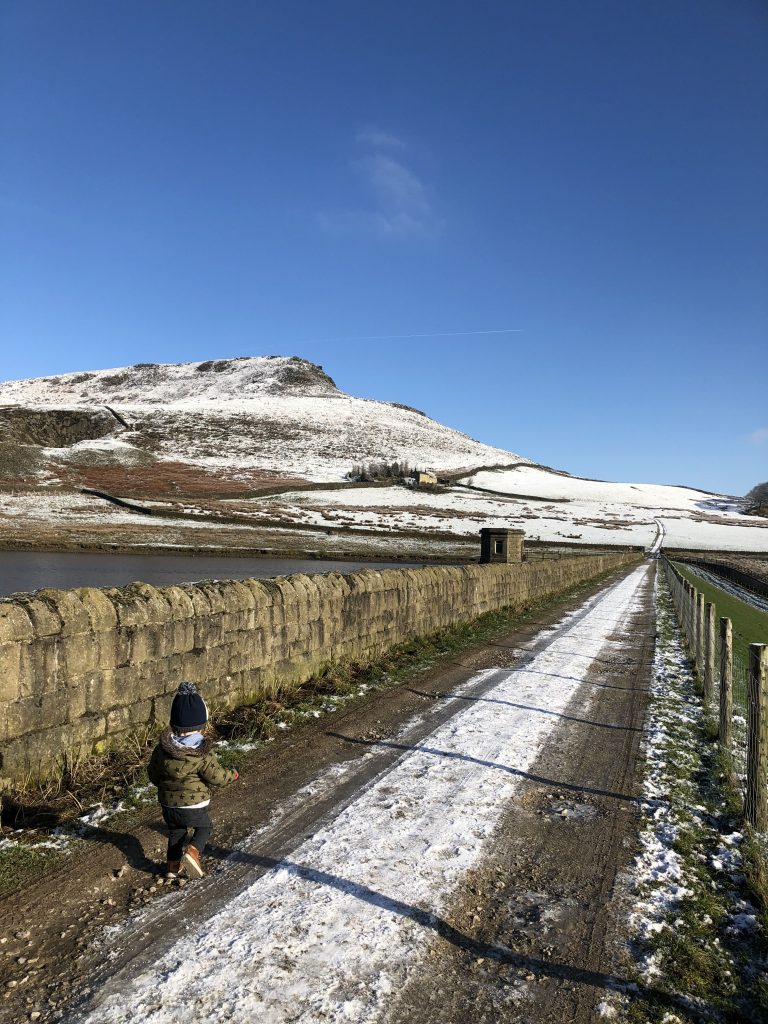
[161,805,213,861]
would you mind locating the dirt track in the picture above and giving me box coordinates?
[0,562,654,1024]
[389,567,656,1023]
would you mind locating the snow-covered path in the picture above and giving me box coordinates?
[78,565,650,1024]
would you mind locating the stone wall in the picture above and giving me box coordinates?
[0,553,638,781]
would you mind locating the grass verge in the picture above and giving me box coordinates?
[675,562,768,667]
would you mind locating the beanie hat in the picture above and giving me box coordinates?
[170,682,208,730]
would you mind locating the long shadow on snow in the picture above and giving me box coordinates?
[405,689,645,732]
[202,847,708,1018]
[490,642,645,668]
[326,732,659,808]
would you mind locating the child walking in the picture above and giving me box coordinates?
[147,682,238,879]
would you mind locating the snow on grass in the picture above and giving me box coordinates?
[461,467,768,553]
[0,491,263,532]
[658,516,768,554]
[614,568,768,1021]
[227,484,657,548]
[78,566,650,1024]
[463,465,730,511]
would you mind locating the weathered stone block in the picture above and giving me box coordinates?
[95,633,119,671]
[15,596,62,636]
[0,603,34,644]
[21,637,60,698]
[106,588,151,629]
[74,588,118,631]
[0,643,21,702]
[106,699,154,735]
[162,585,196,620]
[128,624,168,664]
[181,650,208,683]
[60,635,99,677]
[167,619,195,655]
[34,590,91,637]
[6,691,68,738]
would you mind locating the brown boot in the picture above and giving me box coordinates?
[165,860,182,878]
[182,845,204,879]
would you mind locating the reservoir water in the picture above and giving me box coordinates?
[0,550,433,600]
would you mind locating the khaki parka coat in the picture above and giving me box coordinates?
[147,730,236,808]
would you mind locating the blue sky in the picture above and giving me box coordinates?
[1,1,766,496]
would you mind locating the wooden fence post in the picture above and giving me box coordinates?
[696,592,705,676]
[719,617,733,748]
[704,602,716,708]
[746,644,768,830]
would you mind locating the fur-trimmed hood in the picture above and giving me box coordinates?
[159,728,215,760]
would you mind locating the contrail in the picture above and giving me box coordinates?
[335,328,524,341]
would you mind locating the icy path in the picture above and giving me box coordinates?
[81,565,650,1024]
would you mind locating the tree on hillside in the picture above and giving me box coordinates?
[745,481,768,515]
[347,461,415,483]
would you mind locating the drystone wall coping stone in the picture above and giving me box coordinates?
[104,587,152,629]
[33,590,91,637]
[195,581,231,616]
[251,576,286,608]
[162,585,197,620]
[74,588,119,632]
[12,595,63,637]
[182,586,214,619]
[130,582,174,621]
[282,575,310,617]
[221,579,258,613]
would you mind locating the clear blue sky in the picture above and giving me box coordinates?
[1,1,766,496]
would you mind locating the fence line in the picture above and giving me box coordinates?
[662,556,767,831]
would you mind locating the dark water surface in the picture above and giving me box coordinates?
[0,550,430,599]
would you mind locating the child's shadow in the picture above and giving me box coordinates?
[77,821,160,875]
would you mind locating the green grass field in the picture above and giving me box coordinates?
[674,563,768,668]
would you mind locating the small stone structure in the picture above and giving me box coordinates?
[480,528,525,564]
[0,552,637,781]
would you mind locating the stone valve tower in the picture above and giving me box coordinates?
[479,527,525,564]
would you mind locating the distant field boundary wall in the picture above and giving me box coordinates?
[0,553,638,781]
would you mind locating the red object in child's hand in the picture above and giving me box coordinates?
[233,770,239,780]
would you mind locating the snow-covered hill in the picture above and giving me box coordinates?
[1,356,765,554]
[0,356,526,487]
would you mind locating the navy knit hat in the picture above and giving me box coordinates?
[170,682,208,730]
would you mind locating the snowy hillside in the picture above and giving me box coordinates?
[457,465,768,551]
[1,357,765,554]
[0,356,526,486]
[462,465,729,511]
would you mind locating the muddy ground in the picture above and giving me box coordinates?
[0,563,653,1023]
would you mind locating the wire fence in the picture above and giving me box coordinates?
[662,556,768,832]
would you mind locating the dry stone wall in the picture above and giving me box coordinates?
[0,553,637,781]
